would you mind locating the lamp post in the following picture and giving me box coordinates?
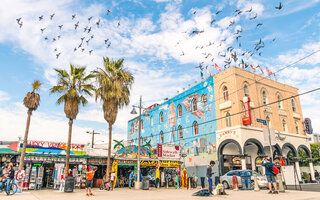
[264,110,273,162]
[130,96,149,189]
[86,130,100,149]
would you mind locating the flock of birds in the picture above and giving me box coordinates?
[15,8,115,59]
[176,2,283,74]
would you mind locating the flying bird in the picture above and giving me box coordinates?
[81,37,85,42]
[205,53,212,59]
[96,19,101,28]
[107,42,111,48]
[57,35,61,39]
[216,10,222,15]
[74,47,77,52]
[44,36,48,40]
[246,7,252,12]
[210,19,216,25]
[88,16,93,23]
[16,18,22,24]
[56,53,61,59]
[58,25,63,30]
[90,35,94,39]
[74,21,79,29]
[180,51,185,56]
[86,39,90,45]
[18,21,23,28]
[84,26,88,32]
[87,27,92,33]
[104,39,109,44]
[107,9,111,15]
[275,2,283,10]
[193,10,197,15]
[50,13,55,20]
[229,20,235,27]
[249,13,257,20]
[52,38,56,42]
[54,48,57,52]
[117,21,120,27]
[40,28,46,33]
[81,48,85,52]
[39,15,43,21]
[72,14,76,20]
[89,50,93,55]
[272,37,276,42]
[256,23,263,28]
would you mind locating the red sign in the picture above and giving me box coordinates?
[242,97,252,125]
[26,141,84,150]
[157,144,180,159]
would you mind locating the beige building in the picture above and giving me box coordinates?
[213,67,314,182]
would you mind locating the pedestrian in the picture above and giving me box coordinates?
[110,170,115,190]
[194,174,198,188]
[85,166,97,196]
[315,170,319,183]
[129,170,135,189]
[206,160,216,194]
[155,167,160,188]
[262,157,278,194]
[174,174,179,189]
[161,170,165,187]
[0,164,3,178]
[0,165,14,195]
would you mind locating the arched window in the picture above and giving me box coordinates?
[192,99,197,111]
[141,120,144,130]
[160,112,164,123]
[226,112,231,127]
[178,126,183,139]
[193,121,199,135]
[131,123,134,133]
[262,90,267,105]
[277,95,282,109]
[295,121,299,134]
[223,86,229,101]
[244,84,249,97]
[291,99,296,112]
[160,131,164,143]
[151,116,153,126]
[282,119,287,132]
[178,104,182,117]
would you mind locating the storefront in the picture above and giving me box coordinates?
[87,157,109,187]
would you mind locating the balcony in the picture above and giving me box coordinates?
[278,109,287,116]
[219,100,232,110]
[263,105,272,114]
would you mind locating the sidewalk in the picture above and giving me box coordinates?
[1,188,319,200]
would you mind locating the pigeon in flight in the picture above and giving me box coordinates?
[210,19,216,25]
[57,35,61,39]
[86,39,90,45]
[50,13,55,20]
[74,47,77,52]
[236,35,242,41]
[81,37,85,42]
[104,39,109,44]
[229,20,235,27]
[72,14,76,20]
[56,53,61,59]
[180,51,185,56]
[54,48,57,52]
[249,13,257,20]
[256,23,263,28]
[88,16,93,23]
[74,21,79,29]
[90,35,94,39]
[216,10,222,15]
[16,18,22,24]
[84,26,88,32]
[58,25,63,30]
[40,28,46,33]
[81,48,85,52]
[107,9,111,15]
[272,37,276,42]
[52,38,56,42]
[87,27,92,33]
[39,15,43,21]
[245,7,252,12]
[44,36,48,40]
[89,50,93,55]
[107,42,111,48]
[96,19,101,28]
[193,10,197,15]
[275,2,283,10]
[117,21,120,27]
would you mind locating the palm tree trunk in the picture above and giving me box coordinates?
[65,119,73,177]
[106,123,112,179]
[19,109,32,171]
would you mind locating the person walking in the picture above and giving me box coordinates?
[207,160,216,194]
[1,165,15,195]
[85,166,97,196]
[262,157,278,194]
[174,174,179,189]
[155,168,160,188]
[161,170,165,187]
[110,170,115,190]
[315,170,319,183]
[128,170,135,189]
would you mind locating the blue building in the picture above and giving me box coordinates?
[127,77,218,178]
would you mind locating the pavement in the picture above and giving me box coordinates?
[285,183,320,192]
[1,188,320,200]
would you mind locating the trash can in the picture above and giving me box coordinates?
[200,177,205,188]
[64,177,75,193]
[239,171,252,190]
[142,176,150,190]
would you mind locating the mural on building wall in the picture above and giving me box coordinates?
[127,78,218,167]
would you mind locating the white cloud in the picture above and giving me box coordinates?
[0,91,10,102]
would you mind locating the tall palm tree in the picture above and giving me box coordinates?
[94,57,134,177]
[20,80,42,170]
[50,64,94,176]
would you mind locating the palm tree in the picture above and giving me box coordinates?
[94,57,134,177]
[20,80,42,170]
[50,64,94,176]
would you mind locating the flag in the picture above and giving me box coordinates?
[206,67,212,77]
[200,71,204,79]
[266,67,272,76]
[280,156,285,166]
[257,65,264,74]
[250,64,256,72]
[241,59,245,69]
[214,63,222,72]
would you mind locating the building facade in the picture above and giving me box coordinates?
[127,67,314,182]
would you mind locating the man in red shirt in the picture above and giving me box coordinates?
[85,166,97,196]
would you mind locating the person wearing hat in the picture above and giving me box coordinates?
[85,166,97,196]
[262,157,278,194]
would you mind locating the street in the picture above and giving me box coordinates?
[286,183,320,192]
[1,188,320,200]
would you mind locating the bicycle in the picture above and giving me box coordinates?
[0,179,18,195]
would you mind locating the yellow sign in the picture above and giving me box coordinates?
[139,160,181,168]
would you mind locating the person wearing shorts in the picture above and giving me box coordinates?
[262,157,278,194]
[85,166,97,196]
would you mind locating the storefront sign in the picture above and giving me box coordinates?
[116,159,137,166]
[242,96,252,125]
[232,157,241,166]
[157,144,180,159]
[87,158,107,164]
[304,118,313,134]
[19,141,86,155]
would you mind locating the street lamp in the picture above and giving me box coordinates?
[264,110,273,162]
[130,96,149,189]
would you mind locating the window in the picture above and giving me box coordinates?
[291,99,296,112]
[295,121,299,134]
[193,121,199,135]
[244,84,249,97]
[192,99,197,111]
[178,126,183,139]
[160,112,164,123]
[223,86,229,101]
[277,95,282,109]
[282,119,287,132]
[151,134,153,145]
[178,104,182,117]
[160,131,164,143]
[262,90,267,105]
[226,112,231,127]
[141,120,144,130]
[151,116,153,126]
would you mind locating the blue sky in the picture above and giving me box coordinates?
[0,0,320,144]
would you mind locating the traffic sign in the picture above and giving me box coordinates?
[256,118,267,125]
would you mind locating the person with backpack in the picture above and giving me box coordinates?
[85,166,97,196]
[262,157,278,194]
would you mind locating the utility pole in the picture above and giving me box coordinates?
[86,130,100,149]
[265,114,273,162]
[137,96,142,185]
